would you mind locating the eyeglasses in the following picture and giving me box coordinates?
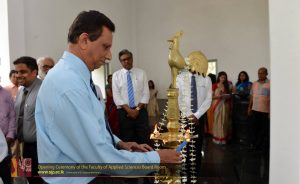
[120,56,132,62]
[42,65,54,69]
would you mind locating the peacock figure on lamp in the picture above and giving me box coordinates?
[150,31,209,184]
[168,31,185,89]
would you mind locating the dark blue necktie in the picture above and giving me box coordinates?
[191,75,198,113]
[90,78,98,98]
[90,77,116,147]
[17,88,28,141]
[127,71,135,108]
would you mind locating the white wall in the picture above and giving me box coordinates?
[269,0,300,183]
[135,0,269,98]
[20,0,136,63]
[6,0,136,91]
[6,0,269,98]
[0,0,10,85]
[7,0,26,65]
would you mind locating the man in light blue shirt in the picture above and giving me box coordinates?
[35,10,181,184]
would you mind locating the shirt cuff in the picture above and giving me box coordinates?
[6,132,15,139]
[194,112,201,119]
[140,98,149,104]
[146,151,160,164]
[114,135,121,144]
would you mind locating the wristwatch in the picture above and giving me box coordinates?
[135,106,141,111]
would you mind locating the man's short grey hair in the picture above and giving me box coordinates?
[37,57,55,65]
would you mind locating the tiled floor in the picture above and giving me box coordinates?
[199,136,269,184]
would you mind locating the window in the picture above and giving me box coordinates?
[207,59,217,75]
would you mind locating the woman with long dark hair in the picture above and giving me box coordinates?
[147,80,160,131]
[211,71,232,144]
[233,71,252,97]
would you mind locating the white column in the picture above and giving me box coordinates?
[269,0,300,183]
[7,0,26,62]
[0,0,10,85]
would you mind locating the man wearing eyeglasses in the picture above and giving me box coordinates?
[112,49,151,146]
[14,56,43,184]
[37,57,55,80]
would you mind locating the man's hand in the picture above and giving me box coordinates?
[126,109,139,119]
[188,114,199,125]
[248,108,252,116]
[117,141,153,152]
[157,149,182,164]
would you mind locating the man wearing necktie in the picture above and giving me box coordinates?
[176,52,212,180]
[112,49,151,145]
[14,56,43,184]
[35,11,181,184]
[90,77,116,147]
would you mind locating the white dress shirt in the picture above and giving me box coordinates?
[95,84,105,109]
[112,68,150,108]
[176,71,212,119]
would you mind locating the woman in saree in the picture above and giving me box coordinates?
[206,73,216,135]
[147,80,160,132]
[212,71,233,144]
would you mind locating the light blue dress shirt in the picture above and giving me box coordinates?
[35,51,160,184]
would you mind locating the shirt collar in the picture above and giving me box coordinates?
[121,67,134,73]
[189,72,201,78]
[8,83,17,88]
[24,78,40,92]
[257,78,269,83]
[62,51,91,83]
